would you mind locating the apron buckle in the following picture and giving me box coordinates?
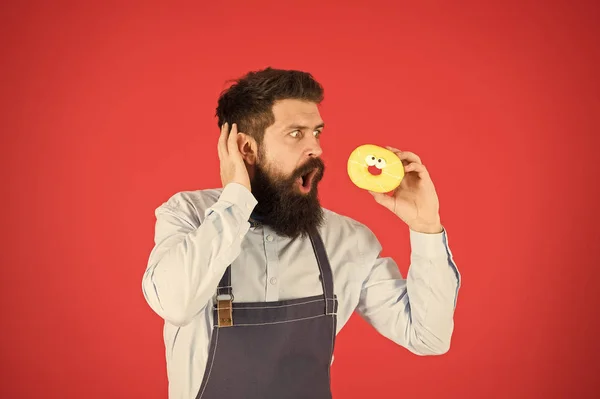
[216,294,234,327]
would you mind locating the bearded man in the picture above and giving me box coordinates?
[142,67,461,399]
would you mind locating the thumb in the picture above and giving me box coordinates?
[368,191,395,210]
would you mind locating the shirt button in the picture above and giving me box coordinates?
[270,277,278,285]
[266,235,273,242]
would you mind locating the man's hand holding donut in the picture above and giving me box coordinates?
[369,147,443,234]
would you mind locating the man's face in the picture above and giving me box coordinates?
[249,99,326,238]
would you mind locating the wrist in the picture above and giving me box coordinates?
[409,219,443,234]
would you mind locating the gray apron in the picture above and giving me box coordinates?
[195,230,338,399]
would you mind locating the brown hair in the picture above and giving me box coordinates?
[215,67,324,145]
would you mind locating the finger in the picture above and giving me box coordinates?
[404,162,429,177]
[227,123,241,159]
[368,190,395,210]
[218,122,229,160]
[385,146,411,166]
[397,150,422,165]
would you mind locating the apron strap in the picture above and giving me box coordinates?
[217,265,232,299]
[308,231,336,315]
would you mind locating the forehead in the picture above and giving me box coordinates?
[269,99,322,128]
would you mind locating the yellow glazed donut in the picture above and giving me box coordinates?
[347,144,405,193]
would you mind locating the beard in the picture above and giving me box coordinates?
[250,156,325,239]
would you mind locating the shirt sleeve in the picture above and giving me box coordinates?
[141,183,257,327]
[354,224,461,355]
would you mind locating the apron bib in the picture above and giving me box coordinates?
[195,231,338,399]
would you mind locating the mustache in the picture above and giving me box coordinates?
[292,157,325,180]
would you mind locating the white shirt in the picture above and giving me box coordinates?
[142,183,461,399]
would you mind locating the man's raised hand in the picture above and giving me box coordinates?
[218,122,251,192]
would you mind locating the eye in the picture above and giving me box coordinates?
[365,155,377,166]
[290,130,301,138]
[313,130,322,138]
[375,158,387,169]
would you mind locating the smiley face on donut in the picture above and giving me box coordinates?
[347,144,405,193]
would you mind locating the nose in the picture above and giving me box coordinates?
[306,136,323,158]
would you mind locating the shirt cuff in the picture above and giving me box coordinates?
[217,182,258,220]
[409,227,450,259]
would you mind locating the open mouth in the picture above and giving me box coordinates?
[368,165,382,175]
[296,168,318,194]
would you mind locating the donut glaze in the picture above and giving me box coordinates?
[347,144,405,193]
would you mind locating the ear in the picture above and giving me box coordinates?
[237,133,258,165]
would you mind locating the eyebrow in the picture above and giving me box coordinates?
[284,122,325,131]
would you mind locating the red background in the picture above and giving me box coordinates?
[2,1,599,398]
